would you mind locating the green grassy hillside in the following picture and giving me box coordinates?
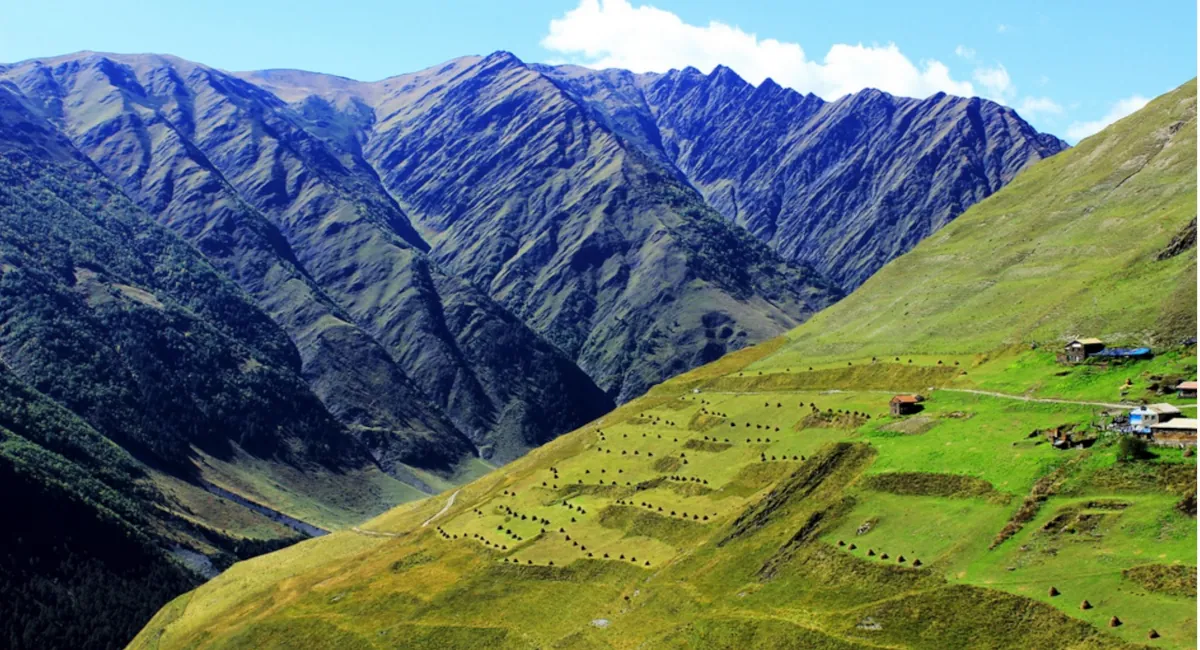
[758,79,1196,364]
[130,82,1197,649]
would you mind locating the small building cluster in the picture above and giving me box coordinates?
[1129,403,1182,432]
[1126,403,1197,447]
[1062,338,1153,364]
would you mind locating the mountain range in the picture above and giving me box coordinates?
[539,62,1068,288]
[0,49,1071,649]
[128,78,1196,650]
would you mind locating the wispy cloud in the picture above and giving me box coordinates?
[973,64,1014,101]
[1066,95,1151,140]
[1018,96,1064,118]
[996,23,1008,33]
[542,1,1071,135]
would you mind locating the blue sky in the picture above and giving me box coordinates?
[1,0,1194,141]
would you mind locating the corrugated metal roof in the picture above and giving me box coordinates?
[1150,418,1199,432]
[1070,338,1104,346]
[1092,347,1151,357]
[1147,403,1182,415]
[1177,381,1198,390]
[891,395,920,404]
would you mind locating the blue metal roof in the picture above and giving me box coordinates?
[1092,347,1152,357]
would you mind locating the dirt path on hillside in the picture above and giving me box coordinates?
[938,388,1198,410]
[347,489,460,538]
[349,526,402,538]
[421,490,460,528]
[704,387,1196,410]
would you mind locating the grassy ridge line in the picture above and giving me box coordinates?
[752,79,1196,368]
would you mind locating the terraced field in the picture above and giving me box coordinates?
[129,346,1196,650]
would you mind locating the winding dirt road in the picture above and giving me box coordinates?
[937,388,1198,410]
[348,489,461,538]
[707,386,1196,410]
[421,490,460,528]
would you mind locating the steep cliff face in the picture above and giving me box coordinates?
[539,63,1069,289]
[243,53,841,402]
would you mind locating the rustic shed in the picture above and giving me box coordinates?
[1064,338,1105,363]
[889,394,923,416]
[1150,418,1199,447]
[1150,418,1198,433]
[1176,381,1197,399]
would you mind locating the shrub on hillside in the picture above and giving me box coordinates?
[1116,436,1151,462]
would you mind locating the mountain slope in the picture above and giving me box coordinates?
[242,52,842,402]
[754,78,1196,365]
[130,80,1196,650]
[0,83,353,469]
[1,52,614,464]
[0,83,417,649]
[538,63,1069,288]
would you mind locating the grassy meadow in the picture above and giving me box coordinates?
[130,342,1197,650]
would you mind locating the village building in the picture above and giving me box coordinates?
[1149,418,1198,434]
[1129,403,1183,434]
[1149,418,1198,448]
[889,394,924,416]
[1063,338,1105,363]
[1176,381,1197,399]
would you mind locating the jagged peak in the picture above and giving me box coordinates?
[708,64,749,89]
[849,87,893,103]
[481,50,526,68]
[759,77,782,92]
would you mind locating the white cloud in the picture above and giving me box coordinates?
[1066,95,1151,140]
[997,23,1009,33]
[540,0,1074,134]
[541,0,975,99]
[1017,96,1064,118]
[973,64,1014,101]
